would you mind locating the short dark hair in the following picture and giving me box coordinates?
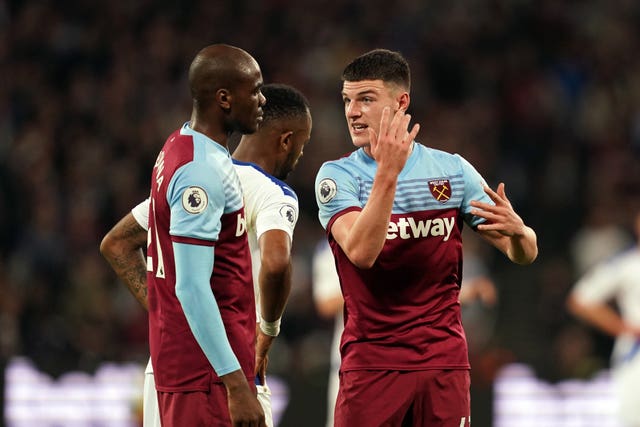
[341,49,410,91]
[261,83,310,125]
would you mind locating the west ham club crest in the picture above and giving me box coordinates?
[428,179,451,203]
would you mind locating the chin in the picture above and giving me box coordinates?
[351,135,370,148]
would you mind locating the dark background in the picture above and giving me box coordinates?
[2,0,640,426]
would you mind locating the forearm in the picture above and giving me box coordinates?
[259,265,291,322]
[505,225,538,265]
[100,213,149,310]
[336,169,397,268]
[174,242,241,376]
[568,297,630,338]
[258,230,293,323]
[106,247,149,310]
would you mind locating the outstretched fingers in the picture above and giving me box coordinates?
[482,182,511,207]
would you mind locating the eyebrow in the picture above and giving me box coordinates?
[342,89,378,98]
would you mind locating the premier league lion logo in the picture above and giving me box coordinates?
[318,178,337,204]
[182,186,208,214]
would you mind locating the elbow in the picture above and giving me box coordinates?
[99,232,116,261]
[261,252,291,279]
[525,247,539,265]
[515,250,538,266]
[566,294,582,317]
[346,249,377,269]
[508,238,538,265]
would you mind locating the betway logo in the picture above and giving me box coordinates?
[386,216,456,241]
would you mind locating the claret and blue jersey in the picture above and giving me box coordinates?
[147,123,255,392]
[315,142,492,373]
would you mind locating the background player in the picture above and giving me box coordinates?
[311,239,342,427]
[101,83,312,427]
[567,211,640,427]
[315,48,537,426]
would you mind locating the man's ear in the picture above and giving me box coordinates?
[279,130,294,151]
[398,92,410,111]
[217,89,231,110]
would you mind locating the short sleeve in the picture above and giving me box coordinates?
[254,197,298,241]
[572,260,622,304]
[457,154,492,228]
[131,198,150,231]
[167,161,225,242]
[315,161,362,230]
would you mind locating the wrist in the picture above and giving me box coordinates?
[259,317,281,337]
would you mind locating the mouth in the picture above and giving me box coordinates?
[351,123,368,134]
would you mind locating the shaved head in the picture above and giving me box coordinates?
[186,44,265,136]
[188,44,260,110]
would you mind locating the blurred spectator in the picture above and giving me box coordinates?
[567,211,640,427]
[311,239,342,427]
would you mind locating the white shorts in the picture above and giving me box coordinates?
[143,358,274,427]
[612,337,640,426]
[612,357,640,426]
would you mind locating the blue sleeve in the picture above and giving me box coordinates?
[167,161,225,241]
[456,154,493,228]
[173,241,240,376]
[315,161,361,229]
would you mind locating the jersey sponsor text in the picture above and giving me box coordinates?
[386,215,456,241]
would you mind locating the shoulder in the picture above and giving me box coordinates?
[234,161,298,201]
[416,143,466,168]
[610,247,640,267]
[317,150,366,177]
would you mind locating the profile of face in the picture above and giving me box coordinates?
[229,60,267,135]
[276,111,312,180]
[341,79,406,149]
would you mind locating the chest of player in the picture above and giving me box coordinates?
[356,175,464,212]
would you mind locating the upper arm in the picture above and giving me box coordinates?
[167,162,225,241]
[329,210,360,252]
[100,212,148,259]
[258,229,292,273]
[315,162,361,230]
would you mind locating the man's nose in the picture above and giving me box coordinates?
[346,102,360,117]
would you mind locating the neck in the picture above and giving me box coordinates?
[190,112,228,147]
[232,138,277,175]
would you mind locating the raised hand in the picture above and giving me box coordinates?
[471,183,538,265]
[368,107,420,175]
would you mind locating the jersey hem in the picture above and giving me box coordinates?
[171,235,216,246]
[341,364,471,372]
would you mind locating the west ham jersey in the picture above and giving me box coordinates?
[147,123,254,392]
[315,142,491,372]
[134,161,299,319]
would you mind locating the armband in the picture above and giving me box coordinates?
[259,317,281,337]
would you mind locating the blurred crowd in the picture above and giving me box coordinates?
[2,0,640,425]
